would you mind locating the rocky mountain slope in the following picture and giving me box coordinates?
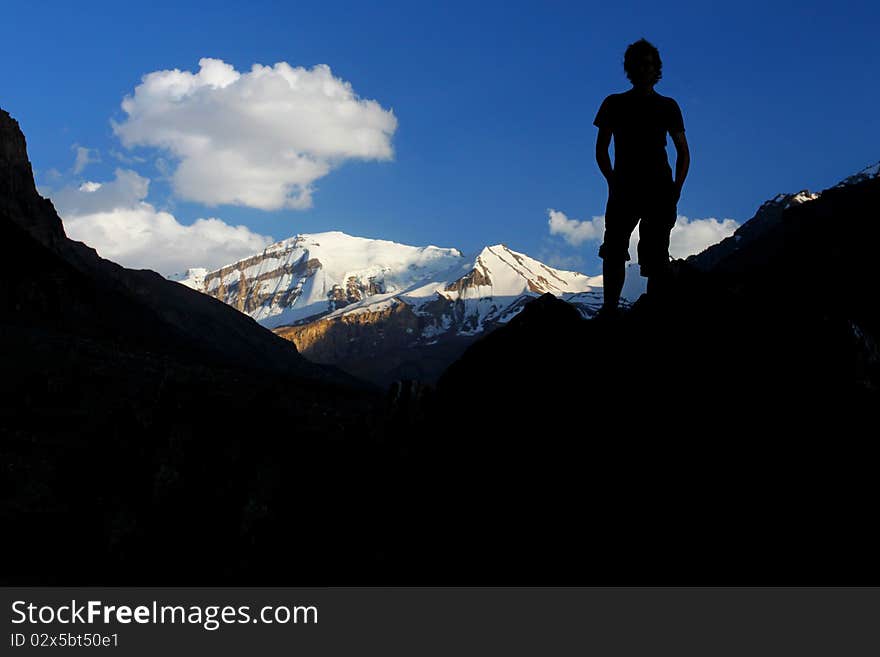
[0,107,383,584]
[179,232,604,384]
[689,161,879,271]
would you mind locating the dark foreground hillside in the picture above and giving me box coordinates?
[2,105,877,585]
[0,109,393,584]
[406,174,880,584]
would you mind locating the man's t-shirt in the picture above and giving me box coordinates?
[593,90,684,180]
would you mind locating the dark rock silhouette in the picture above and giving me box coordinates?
[0,108,383,584]
[691,174,880,342]
[409,174,880,583]
[3,104,877,585]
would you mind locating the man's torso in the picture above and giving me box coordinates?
[594,90,684,182]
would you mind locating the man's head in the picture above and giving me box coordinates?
[624,38,662,87]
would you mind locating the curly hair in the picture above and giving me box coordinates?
[623,38,663,84]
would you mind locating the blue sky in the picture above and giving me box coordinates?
[2,0,878,276]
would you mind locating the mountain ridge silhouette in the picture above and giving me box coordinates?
[2,104,877,584]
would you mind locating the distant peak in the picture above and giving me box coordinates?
[477,243,517,257]
[764,189,819,210]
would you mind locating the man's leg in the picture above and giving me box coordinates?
[639,184,677,299]
[599,187,638,314]
[602,256,626,312]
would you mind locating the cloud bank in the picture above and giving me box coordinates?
[547,209,739,260]
[113,58,398,210]
[54,169,273,275]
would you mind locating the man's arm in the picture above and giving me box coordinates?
[595,127,613,186]
[671,130,690,202]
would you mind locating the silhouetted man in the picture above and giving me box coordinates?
[594,38,690,316]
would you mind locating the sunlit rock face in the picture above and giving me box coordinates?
[179,233,605,384]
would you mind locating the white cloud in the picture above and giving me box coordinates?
[547,209,739,260]
[72,145,100,174]
[53,168,149,215]
[113,58,398,210]
[52,169,273,275]
[667,215,740,259]
[547,209,604,246]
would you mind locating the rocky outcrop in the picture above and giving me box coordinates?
[329,275,386,312]
[0,110,66,248]
[445,258,492,292]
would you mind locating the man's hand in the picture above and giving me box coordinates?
[671,130,690,204]
[595,127,614,186]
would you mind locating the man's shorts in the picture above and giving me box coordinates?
[598,175,677,277]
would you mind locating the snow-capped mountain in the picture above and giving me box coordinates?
[179,231,603,332]
[177,232,603,384]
